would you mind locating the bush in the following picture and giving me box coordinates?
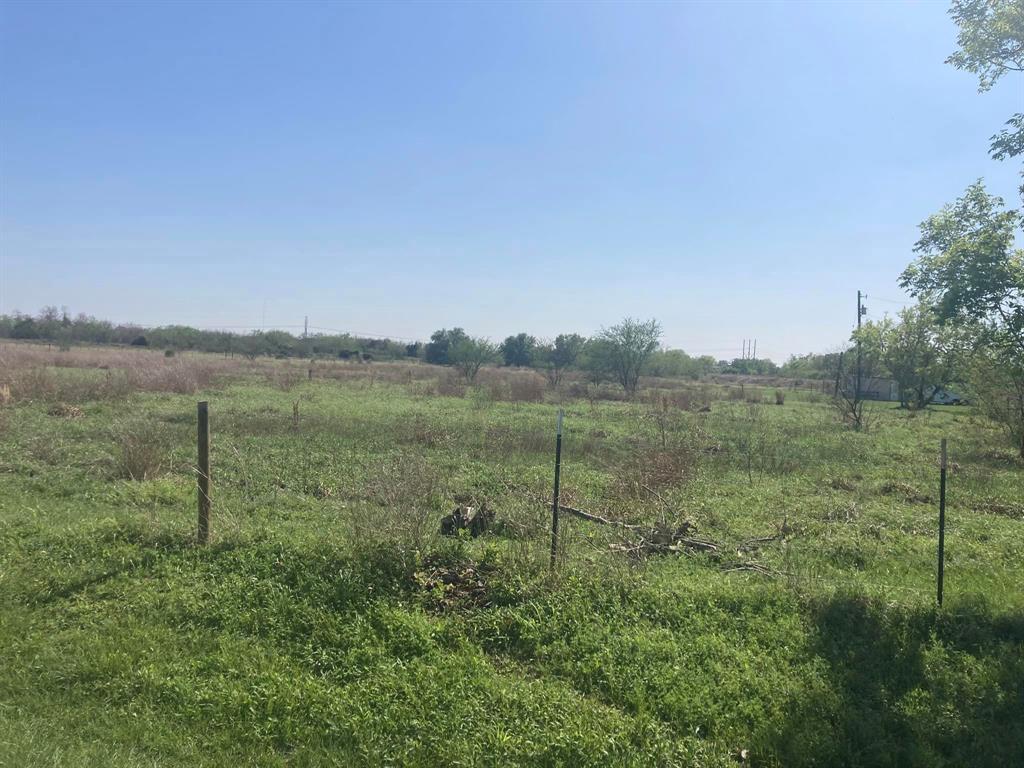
[110,419,170,481]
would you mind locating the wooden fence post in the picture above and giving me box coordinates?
[197,401,211,544]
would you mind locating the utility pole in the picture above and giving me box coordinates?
[856,291,865,400]
[753,339,757,360]
[742,339,747,360]
[303,315,308,339]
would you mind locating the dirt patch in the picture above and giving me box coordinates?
[414,553,491,612]
[879,480,932,504]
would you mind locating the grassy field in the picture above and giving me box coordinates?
[1,344,1022,766]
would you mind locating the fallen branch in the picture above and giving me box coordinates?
[558,503,717,555]
[558,504,644,530]
[736,533,780,552]
[721,561,788,577]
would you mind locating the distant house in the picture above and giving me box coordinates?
[844,376,898,401]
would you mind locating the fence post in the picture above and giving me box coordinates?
[937,438,947,607]
[549,409,564,571]
[197,401,211,545]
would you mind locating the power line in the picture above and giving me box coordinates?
[864,295,913,305]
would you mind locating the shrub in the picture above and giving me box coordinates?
[110,419,170,481]
[775,389,786,405]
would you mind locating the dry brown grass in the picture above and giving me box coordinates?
[477,368,546,403]
[0,343,235,402]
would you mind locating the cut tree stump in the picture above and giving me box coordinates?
[440,505,494,537]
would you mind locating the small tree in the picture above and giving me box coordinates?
[450,337,498,382]
[592,318,662,395]
[499,333,537,367]
[966,349,1024,455]
[537,333,586,387]
[425,328,468,366]
[579,338,614,386]
[832,328,884,431]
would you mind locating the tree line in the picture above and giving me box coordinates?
[0,309,788,388]
[0,309,418,361]
[424,322,731,390]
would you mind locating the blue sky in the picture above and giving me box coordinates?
[1,0,1020,361]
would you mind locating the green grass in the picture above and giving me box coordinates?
[1,372,1022,766]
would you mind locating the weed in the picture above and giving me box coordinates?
[109,419,170,481]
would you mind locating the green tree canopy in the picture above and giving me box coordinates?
[590,318,662,394]
[947,0,1024,197]
[499,333,537,367]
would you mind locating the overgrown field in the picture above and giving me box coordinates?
[1,345,1022,766]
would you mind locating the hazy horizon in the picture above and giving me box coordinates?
[2,0,1020,361]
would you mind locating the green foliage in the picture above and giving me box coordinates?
[720,357,779,376]
[947,0,1024,196]
[947,0,1024,92]
[901,181,1024,452]
[590,317,662,394]
[867,306,963,409]
[425,327,469,366]
[450,336,498,382]
[0,365,1022,765]
[779,351,844,380]
[535,333,587,387]
[499,333,538,367]
[646,349,716,379]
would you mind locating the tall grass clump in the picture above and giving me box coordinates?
[109,419,171,481]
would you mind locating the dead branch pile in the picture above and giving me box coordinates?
[558,503,794,577]
[557,504,719,555]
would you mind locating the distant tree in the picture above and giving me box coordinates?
[450,337,498,382]
[130,335,149,347]
[591,318,662,394]
[500,333,537,367]
[579,338,615,386]
[425,328,468,366]
[947,0,1024,198]
[11,315,38,339]
[779,352,844,380]
[537,333,586,387]
[405,342,422,358]
[720,357,780,376]
[901,182,1024,453]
